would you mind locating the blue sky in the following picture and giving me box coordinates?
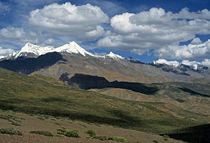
[0,0,210,62]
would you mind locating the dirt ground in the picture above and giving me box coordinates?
[0,110,184,143]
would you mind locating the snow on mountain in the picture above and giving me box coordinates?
[0,47,15,59]
[53,41,94,56]
[154,59,180,67]
[106,52,124,59]
[181,60,200,70]
[0,56,5,59]
[201,59,210,67]
[154,58,210,71]
[14,41,95,58]
[15,42,53,58]
[6,41,124,61]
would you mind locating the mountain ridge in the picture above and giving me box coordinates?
[2,41,210,71]
[0,41,210,84]
[9,41,124,60]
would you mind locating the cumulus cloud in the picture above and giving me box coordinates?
[0,47,15,58]
[29,2,109,40]
[191,37,202,44]
[201,59,210,67]
[98,8,210,60]
[159,39,210,60]
[0,27,50,49]
[0,27,25,39]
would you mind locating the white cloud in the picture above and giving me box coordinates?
[181,59,210,69]
[159,39,210,60]
[0,26,65,49]
[181,60,200,70]
[191,37,202,44]
[201,59,210,67]
[85,26,105,39]
[29,2,109,40]
[154,59,180,67]
[98,8,210,60]
[0,47,15,57]
[0,27,25,39]
[154,58,210,70]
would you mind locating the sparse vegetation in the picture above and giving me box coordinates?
[0,128,22,135]
[64,130,80,138]
[57,128,66,135]
[0,68,209,135]
[86,130,96,137]
[30,130,53,137]
[86,129,127,142]
[110,136,128,142]
[57,129,80,138]
[0,114,22,126]
[93,135,127,142]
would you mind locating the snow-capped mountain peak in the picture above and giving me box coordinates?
[153,59,210,71]
[54,41,94,56]
[15,42,53,58]
[106,52,124,59]
[0,56,5,59]
[12,41,125,60]
[181,60,200,70]
[153,59,180,67]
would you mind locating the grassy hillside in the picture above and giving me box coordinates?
[0,68,208,134]
[0,110,184,143]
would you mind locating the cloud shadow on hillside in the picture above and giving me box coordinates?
[59,73,159,95]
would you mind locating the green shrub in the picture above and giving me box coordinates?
[57,129,66,135]
[30,130,53,137]
[65,130,79,138]
[93,135,127,142]
[11,121,21,126]
[153,140,159,143]
[110,136,127,142]
[0,128,22,135]
[93,136,109,141]
[86,130,96,137]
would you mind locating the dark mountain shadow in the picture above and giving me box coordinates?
[59,73,158,95]
[0,52,65,74]
[179,87,210,97]
[165,124,210,143]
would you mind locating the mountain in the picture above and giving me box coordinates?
[14,42,53,58]
[153,59,210,74]
[53,41,94,56]
[13,41,95,59]
[0,56,5,60]
[0,52,64,74]
[0,42,210,143]
[0,68,209,134]
[106,52,124,59]
[153,59,180,67]
[0,41,210,84]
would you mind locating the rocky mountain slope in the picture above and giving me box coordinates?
[1,41,210,84]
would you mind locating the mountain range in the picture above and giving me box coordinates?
[1,41,123,60]
[0,41,210,143]
[0,41,210,84]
